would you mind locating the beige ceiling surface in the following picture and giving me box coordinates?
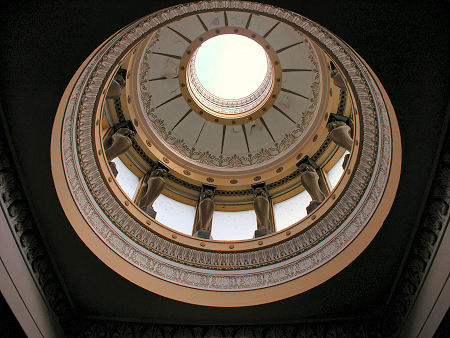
[135,10,326,172]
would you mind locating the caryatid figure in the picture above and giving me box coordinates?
[331,70,346,90]
[298,163,325,213]
[194,189,215,239]
[106,79,122,98]
[327,120,353,152]
[106,73,126,98]
[253,187,272,237]
[139,168,168,218]
[105,127,135,162]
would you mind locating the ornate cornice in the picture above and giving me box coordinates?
[381,133,450,337]
[0,128,74,326]
[74,318,380,337]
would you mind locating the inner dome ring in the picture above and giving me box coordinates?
[179,27,282,125]
[51,0,401,306]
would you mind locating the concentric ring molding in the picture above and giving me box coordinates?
[51,1,401,306]
[179,26,281,125]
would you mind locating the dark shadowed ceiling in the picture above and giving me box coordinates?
[0,0,449,326]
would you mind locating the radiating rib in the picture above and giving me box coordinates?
[195,121,206,145]
[155,93,182,109]
[171,109,192,131]
[260,117,275,143]
[147,77,171,82]
[196,15,208,31]
[276,41,303,54]
[152,51,182,60]
[221,125,226,154]
[167,26,192,43]
[273,105,296,124]
[242,125,250,153]
[282,68,312,72]
[245,13,252,29]
[263,22,280,38]
[281,88,309,100]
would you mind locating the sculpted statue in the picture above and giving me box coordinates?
[194,189,215,239]
[106,73,126,98]
[139,168,168,218]
[106,79,122,98]
[298,163,325,204]
[331,70,346,89]
[327,120,353,152]
[253,187,272,235]
[105,127,135,162]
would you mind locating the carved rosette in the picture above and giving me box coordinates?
[55,1,397,299]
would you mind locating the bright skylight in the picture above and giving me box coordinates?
[211,209,257,240]
[112,158,140,199]
[153,194,195,235]
[274,190,311,231]
[195,34,268,99]
[327,151,349,189]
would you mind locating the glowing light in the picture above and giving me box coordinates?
[274,190,311,231]
[327,151,349,189]
[195,34,268,99]
[112,158,139,199]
